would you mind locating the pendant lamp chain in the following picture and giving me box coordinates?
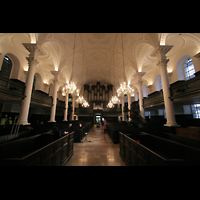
[70,33,76,82]
[121,33,126,82]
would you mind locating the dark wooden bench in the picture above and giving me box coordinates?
[0,129,39,145]
[145,131,200,149]
[119,132,185,166]
[139,132,200,166]
[176,127,200,140]
[107,122,154,144]
[0,131,74,166]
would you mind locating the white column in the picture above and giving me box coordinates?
[49,71,59,122]
[136,72,145,119]
[72,94,75,121]
[121,95,124,121]
[153,45,179,127]
[158,59,179,127]
[19,44,45,125]
[0,53,4,70]
[63,93,69,121]
[128,93,131,118]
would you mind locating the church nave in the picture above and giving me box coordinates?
[65,126,126,166]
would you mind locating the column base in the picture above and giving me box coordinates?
[164,122,180,127]
[48,120,56,123]
[62,119,68,121]
[19,121,31,126]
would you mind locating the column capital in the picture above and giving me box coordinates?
[151,45,173,60]
[51,70,59,82]
[23,43,45,59]
[134,72,146,84]
[156,59,169,68]
[26,57,39,66]
[194,52,200,58]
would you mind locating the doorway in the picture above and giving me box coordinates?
[94,113,102,127]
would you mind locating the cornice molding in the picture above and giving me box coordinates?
[151,45,173,60]
[22,43,46,57]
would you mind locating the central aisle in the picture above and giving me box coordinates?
[65,126,126,166]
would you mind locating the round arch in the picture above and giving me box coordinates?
[5,53,20,79]
[143,84,148,97]
[34,73,42,90]
[155,74,162,91]
[176,55,191,80]
[135,90,138,101]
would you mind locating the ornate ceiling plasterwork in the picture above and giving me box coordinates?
[1,33,200,92]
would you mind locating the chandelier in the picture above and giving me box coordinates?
[117,33,134,97]
[111,95,120,104]
[76,95,84,104]
[63,33,77,95]
[63,81,77,94]
[117,82,134,97]
[82,99,89,107]
[107,101,114,108]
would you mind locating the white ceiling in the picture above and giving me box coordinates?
[37,33,160,90]
[1,33,200,93]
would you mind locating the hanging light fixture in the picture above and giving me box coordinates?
[117,33,133,97]
[111,95,120,104]
[63,33,77,95]
[76,49,85,104]
[76,95,84,104]
[110,50,120,104]
[107,50,116,108]
[107,101,114,108]
[63,81,77,94]
[117,82,134,96]
[82,99,89,107]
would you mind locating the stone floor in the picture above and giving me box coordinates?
[65,126,126,166]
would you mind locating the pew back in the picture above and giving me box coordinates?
[140,132,200,166]
[0,131,74,166]
[119,132,185,166]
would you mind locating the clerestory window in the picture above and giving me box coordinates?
[184,58,195,80]
[0,56,12,79]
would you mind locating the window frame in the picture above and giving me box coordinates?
[183,58,195,81]
[191,104,200,119]
[0,55,13,79]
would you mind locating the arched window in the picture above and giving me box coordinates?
[0,56,12,79]
[155,74,162,91]
[183,58,195,80]
[135,91,138,101]
[143,85,148,97]
[160,77,163,90]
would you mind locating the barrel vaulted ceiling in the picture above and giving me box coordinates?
[1,33,200,93]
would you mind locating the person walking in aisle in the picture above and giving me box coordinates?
[103,119,107,140]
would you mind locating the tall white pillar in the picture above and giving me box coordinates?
[158,59,179,127]
[63,93,69,121]
[71,94,75,121]
[49,71,59,122]
[136,72,145,119]
[0,53,4,70]
[121,95,124,121]
[19,43,45,125]
[128,93,131,118]
[153,45,179,127]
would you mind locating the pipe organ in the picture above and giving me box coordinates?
[84,82,113,107]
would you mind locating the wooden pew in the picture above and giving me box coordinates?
[145,131,200,150]
[0,131,74,166]
[119,132,185,166]
[139,132,200,166]
[176,127,200,140]
[107,122,147,144]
